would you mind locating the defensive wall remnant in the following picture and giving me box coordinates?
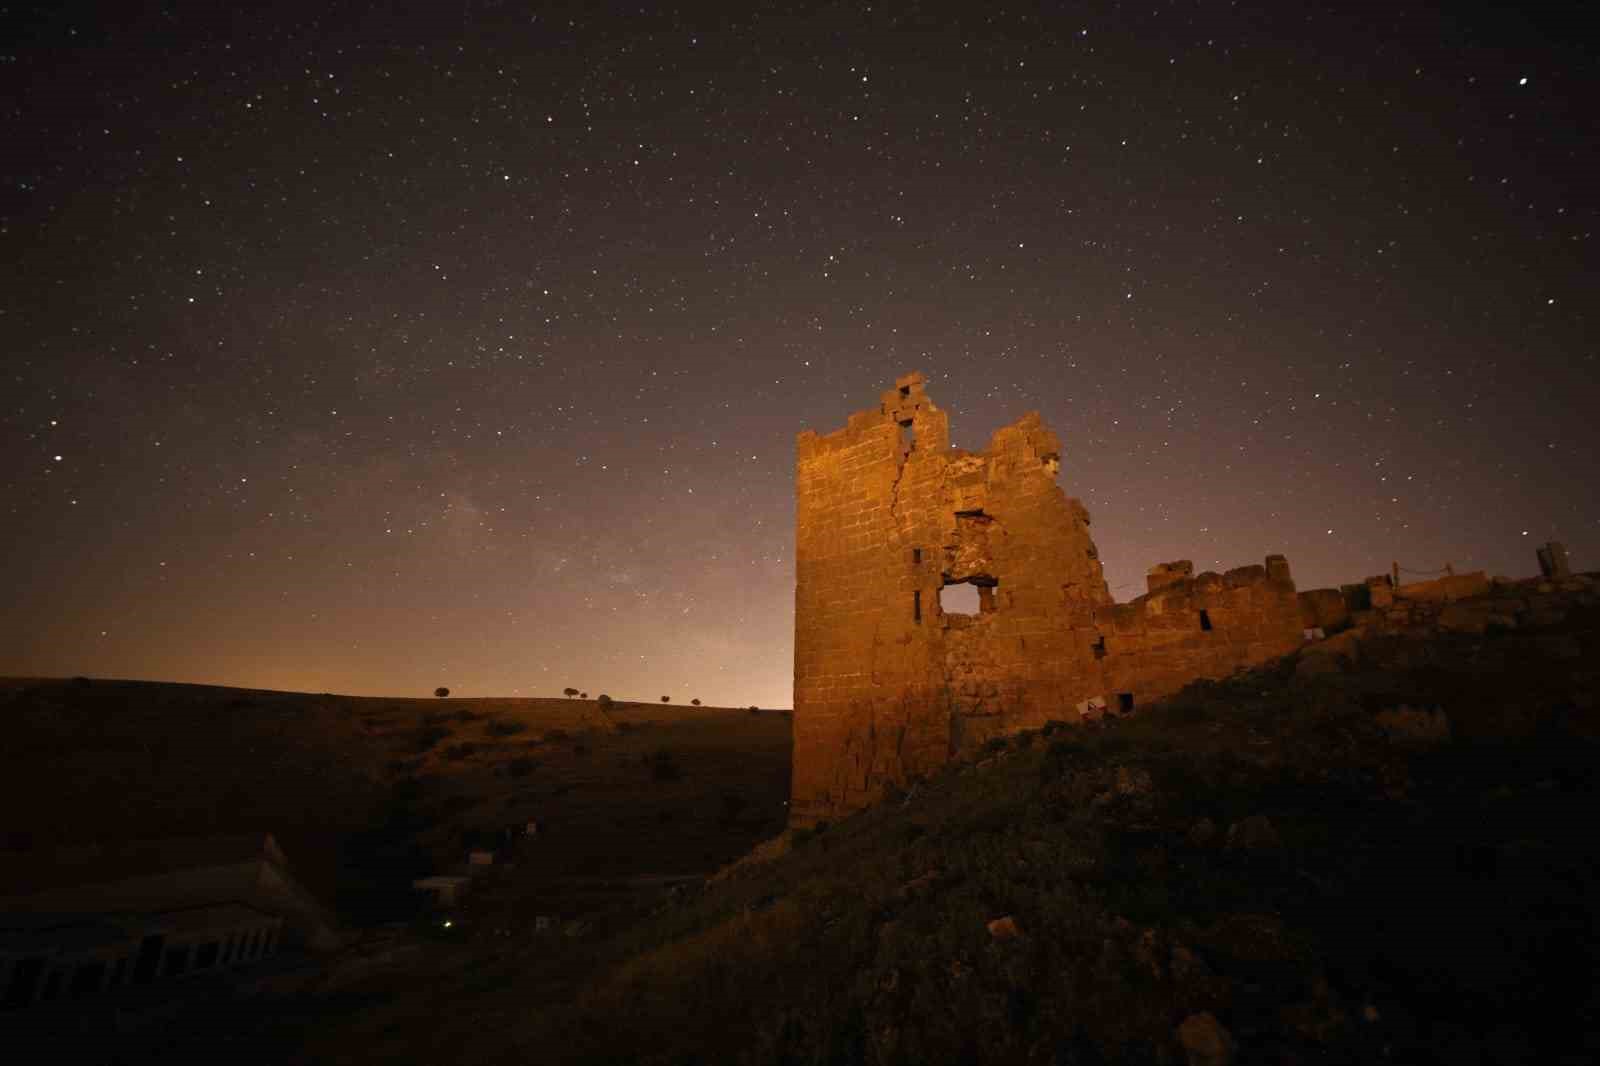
[791,373,1303,826]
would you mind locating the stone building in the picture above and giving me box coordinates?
[0,833,338,1012]
[791,373,1303,826]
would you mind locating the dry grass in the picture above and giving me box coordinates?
[0,680,791,923]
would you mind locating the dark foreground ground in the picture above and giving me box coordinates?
[71,587,1595,1066]
[13,577,1600,1065]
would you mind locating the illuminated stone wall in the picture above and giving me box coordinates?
[791,374,1302,826]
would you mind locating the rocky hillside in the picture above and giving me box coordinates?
[215,575,1600,1066]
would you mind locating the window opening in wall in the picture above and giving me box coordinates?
[132,935,164,984]
[913,589,922,624]
[1092,635,1107,659]
[939,582,981,615]
[3,956,44,1008]
[912,548,922,564]
[1118,692,1135,713]
[69,960,105,999]
[1199,609,1213,631]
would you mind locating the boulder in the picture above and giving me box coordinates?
[1132,928,1165,978]
[1203,913,1305,965]
[987,915,1022,941]
[1114,765,1154,796]
[1295,629,1362,677]
[1226,814,1281,850]
[1170,943,1211,986]
[1176,1012,1235,1066]
[1373,705,1451,746]
[1436,605,1483,633]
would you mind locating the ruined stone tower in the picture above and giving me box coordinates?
[791,373,1303,827]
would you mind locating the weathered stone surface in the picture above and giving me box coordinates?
[1226,814,1281,850]
[986,915,1022,940]
[1295,628,1362,676]
[1374,706,1451,745]
[1395,571,1490,603]
[791,374,1304,826]
[1297,587,1349,631]
[1176,1012,1235,1066]
[1537,541,1570,580]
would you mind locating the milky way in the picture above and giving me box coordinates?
[2,2,1594,704]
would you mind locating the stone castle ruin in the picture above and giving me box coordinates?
[791,373,1304,826]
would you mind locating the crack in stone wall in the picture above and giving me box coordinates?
[791,373,1305,827]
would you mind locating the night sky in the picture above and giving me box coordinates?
[3,2,1594,706]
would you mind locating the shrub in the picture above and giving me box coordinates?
[443,742,478,761]
[649,749,682,782]
[507,756,537,777]
[573,741,591,757]
[434,687,450,698]
[563,687,579,698]
[391,777,426,804]
[749,706,760,714]
[413,725,452,752]
[544,729,570,743]
[597,694,614,709]
[1040,736,1083,781]
[792,819,830,847]
[661,696,671,703]
[580,692,588,699]
[486,719,526,737]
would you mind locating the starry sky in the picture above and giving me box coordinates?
[2,2,1594,706]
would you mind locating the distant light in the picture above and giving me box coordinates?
[443,919,453,928]
[1519,76,1528,86]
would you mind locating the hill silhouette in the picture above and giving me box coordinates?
[0,682,791,924]
[192,581,1599,1065]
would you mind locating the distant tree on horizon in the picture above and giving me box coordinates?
[597,694,613,709]
[661,695,671,703]
[434,686,450,698]
[580,692,588,698]
[563,687,579,698]
[691,698,701,706]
